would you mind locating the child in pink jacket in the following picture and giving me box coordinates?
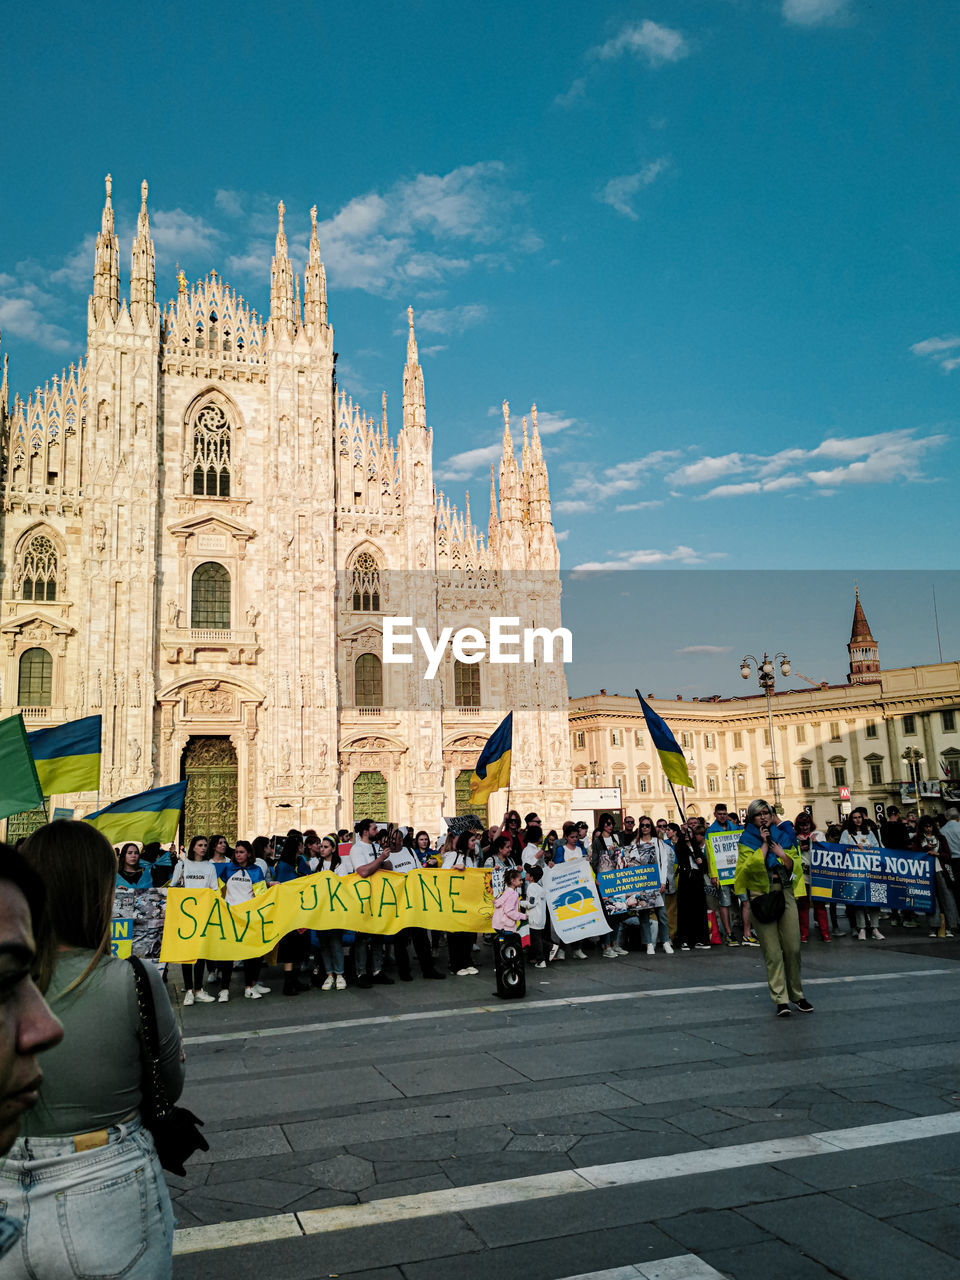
[492,867,526,932]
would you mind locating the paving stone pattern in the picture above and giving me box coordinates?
[171,935,960,1278]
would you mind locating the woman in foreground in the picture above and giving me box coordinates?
[0,820,182,1278]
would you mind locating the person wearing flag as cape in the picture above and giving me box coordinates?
[734,800,814,1018]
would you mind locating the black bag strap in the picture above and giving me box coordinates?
[127,956,171,1122]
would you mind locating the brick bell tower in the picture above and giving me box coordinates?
[847,586,881,684]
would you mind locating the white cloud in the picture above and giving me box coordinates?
[554,77,588,108]
[572,545,714,570]
[49,235,96,290]
[782,0,852,26]
[615,500,664,512]
[414,304,488,335]
[911,334,960,373]
[150,208,223,258]
[592,20,690,65]
[666,452,746,486]
[554,498,597,515]
[215,189,245,218]
[555,529,570,543]
[435,442,503,483]
[0,290,73,353]
[598,160,670,221]
[534,411,576,436]
[677,645,732,655]
[807,433,948,486]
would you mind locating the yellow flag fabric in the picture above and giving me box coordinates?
[160,868,495,962]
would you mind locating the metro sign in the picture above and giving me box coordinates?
[838,785,851,801]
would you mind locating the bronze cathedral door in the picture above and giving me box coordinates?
[182,736,238,843]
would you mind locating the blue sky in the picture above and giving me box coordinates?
[1,0,957,586]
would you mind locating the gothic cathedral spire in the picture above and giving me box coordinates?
[92,173,120,323]
[847,585,881,684]
[402,306,426,431]
[269,200,295,339]
[129,179,156,322]
[303,205,328,335]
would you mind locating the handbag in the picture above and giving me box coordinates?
[749,889,785,924]
[127,956,209,1176]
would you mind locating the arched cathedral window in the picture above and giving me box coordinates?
[355,653,383,707]
[17,534,58,602]
[18,648,52,707]
[351,552,381,612]
[191,562,230,630]
[192,403,231,497]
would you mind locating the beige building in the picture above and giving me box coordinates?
[569,598,960,828]
[0,177,571,839]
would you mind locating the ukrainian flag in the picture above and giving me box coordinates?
[27,715,102,795]
[85,780,187,846]
[635,690,694,789]
[469,712,512,803]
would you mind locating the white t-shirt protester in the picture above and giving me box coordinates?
[169,860,220,891]
[336,839,380,876]
[521,842,545,870]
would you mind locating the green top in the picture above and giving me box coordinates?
[734,836,805,899]
[21,950,183,1138]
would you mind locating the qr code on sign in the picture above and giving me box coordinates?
[869,882,888,905]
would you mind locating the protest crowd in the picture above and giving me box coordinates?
[113,799,960,1002]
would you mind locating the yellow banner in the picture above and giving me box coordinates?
[160,868,495,962]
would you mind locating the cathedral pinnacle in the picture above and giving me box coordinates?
[92,173,120,323]
[269,199,295,338]
[130,177,156,319]
[303,203,328,332]
[402,306,426,431]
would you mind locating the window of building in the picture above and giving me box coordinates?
[613,774,624,790]
[762,728,771,747]
[355,653,383,707]
[634,729,644,748]
[829,721,841,741]
[611,729,623,748]
[17,648,52,707]
[865,721,878,739]
[708,775,718,793]
[453,659,480,708]
[351,552,381,611]
[833,764,847,787]
[190,562,230,629]
[191,403,231,497]
[796,725,806,744]
[869,762,883,786]
[639,776,648,794]
[733,731,743,749]
[574,731,585,750]
[704,733,715,749]
[943,710,957,733]
[903,714,916,736]
[18,533,58,602]
[943,754,960,781]
[799,766,812,789]
[681,732,693,749]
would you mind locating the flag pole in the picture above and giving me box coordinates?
[668,780,687,822]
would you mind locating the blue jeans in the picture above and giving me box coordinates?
[355,933,384,976]
[641,905,670,946]
[0,1117,173,1278]
[317,930,345,975]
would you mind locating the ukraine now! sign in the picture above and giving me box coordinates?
[161,868,495,962]
[809,841,934,914]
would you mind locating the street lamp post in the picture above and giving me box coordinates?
[740,651,791,813]
[725,764,745,820]
[902,747,925,819]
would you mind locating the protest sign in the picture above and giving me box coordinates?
[161,868,494,962]
[597,864,660,913]
[810,841,934,914]
[544,859,607,944]
[706,829,743,886]
[112,887,166,960]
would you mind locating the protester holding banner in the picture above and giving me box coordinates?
[272,830,310,996]
[208,833,230,865]
[10,821,181,1277]
[169,836,219,1004]
[115,842,154,889]
[734,800,813,1017]
[342,818,396,989]
[306,835,348,988]
[592,815,624,958]
[794,812,831,943]
[625,817,673,956]
[670,822,710,951]
[444,831,481,975]
[840,809,884,940]
[215,844,270,1001]
[913,816,959,937]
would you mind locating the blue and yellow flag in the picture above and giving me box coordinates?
[469,712,512,803]
[0,714,44,821]
[635,690,694,789]
[27,715,101,795]
[85,780,187,846]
